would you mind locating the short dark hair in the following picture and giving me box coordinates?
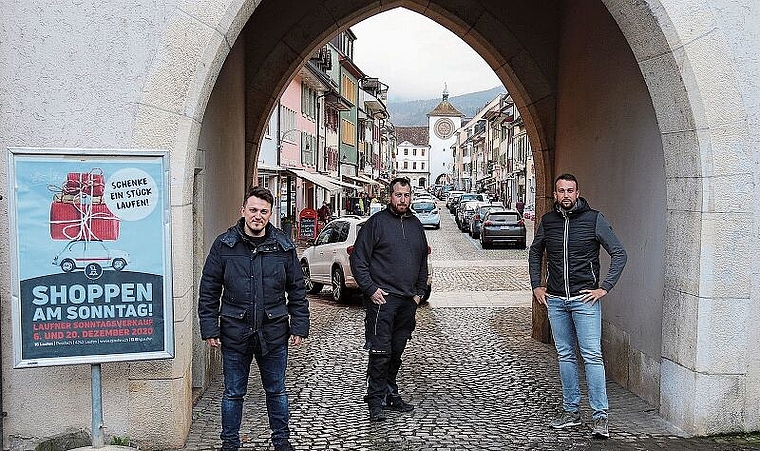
[554,173,579,190]
[389,177,411,194]
[243,186,274,207]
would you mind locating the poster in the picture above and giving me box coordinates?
[8,148,174,368]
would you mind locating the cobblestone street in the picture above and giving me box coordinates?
[182,207,760,451]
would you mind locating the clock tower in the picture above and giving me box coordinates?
[427,85,464,186]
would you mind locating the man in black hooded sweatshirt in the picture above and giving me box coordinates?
[350,177,429,422]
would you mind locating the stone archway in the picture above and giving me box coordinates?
[130,0,757,443]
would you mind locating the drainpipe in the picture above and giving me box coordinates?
[316,94,324,174]
[276,100,282,228]
[0,193,5,450]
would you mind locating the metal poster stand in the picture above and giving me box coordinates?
[91,363,104,448]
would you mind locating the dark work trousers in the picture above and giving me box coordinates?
[364,294,417,407]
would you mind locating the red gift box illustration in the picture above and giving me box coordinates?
[49,168,120,241]
[50,201,82,240]
[66,168,105,197]
[86,203,120,240]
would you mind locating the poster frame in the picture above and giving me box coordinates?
[7,147,175,368]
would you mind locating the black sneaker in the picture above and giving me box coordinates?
[384,397,415,412]
[549,410,581,429]
[369,406,387,421]
[273,440,294,451]
[592,416,610,438]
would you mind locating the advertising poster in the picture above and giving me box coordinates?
[8,148,174,368]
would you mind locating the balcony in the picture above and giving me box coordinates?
[360,77,389,100]
[324,92,352,112]
[309,46,332,70]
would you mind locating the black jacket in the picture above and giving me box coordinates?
[528,198,627,298]
[350,206,429,299]
[198,220,309,355]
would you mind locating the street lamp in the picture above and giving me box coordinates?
[277,128,302,152]
[315,92,327,173]
[276,127,302,233]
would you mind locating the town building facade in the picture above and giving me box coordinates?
[452,93,535,209]
[427,87,464,186]
[394,126,431,188]
[257,30,392,229]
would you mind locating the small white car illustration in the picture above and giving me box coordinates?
[52,240,130,272]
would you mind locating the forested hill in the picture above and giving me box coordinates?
[387,85,506,126]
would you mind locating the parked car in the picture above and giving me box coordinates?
[446,191,465,213]
[479,211,527,249]
[454,193,488,226]
[300,216,433,303]
[457,200,485,232]
[413,192,436,203]
[411,199,441,229]
[52,240,130,272]
[438,185,454,200]
[470,205,507,238]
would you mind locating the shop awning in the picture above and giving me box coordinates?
[286,168,340,193]
[343,174,380,186]
[330,177,362,190]
[257,163,285,173]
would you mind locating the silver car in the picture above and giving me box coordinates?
[301,216,434,303]
[411,200,441,229]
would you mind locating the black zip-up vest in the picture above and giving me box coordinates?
[539,199,602,297]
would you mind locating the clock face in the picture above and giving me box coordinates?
[434,118,455,139]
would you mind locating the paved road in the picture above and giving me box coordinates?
[182,204,760,450]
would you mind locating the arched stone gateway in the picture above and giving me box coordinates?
[1,0,758,448]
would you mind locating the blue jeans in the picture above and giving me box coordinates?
[221,342,289,448]
[547,294,608,419]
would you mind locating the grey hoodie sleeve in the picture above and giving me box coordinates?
[595,213,627,292]
[528,218,546,289]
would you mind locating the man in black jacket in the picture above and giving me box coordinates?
[198,186,309,451]
[350,177,429,422]
[528,173,626,439]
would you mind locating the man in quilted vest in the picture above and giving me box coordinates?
[529,173,627,439]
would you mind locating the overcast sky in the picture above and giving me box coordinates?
[351,8,503,102]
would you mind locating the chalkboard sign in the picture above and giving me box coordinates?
[299,217,316,240]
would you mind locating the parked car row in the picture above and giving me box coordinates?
[431,184,454,200]
[445,192,527,250]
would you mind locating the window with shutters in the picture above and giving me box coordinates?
[341,75,356,105]
[341,119,355,145]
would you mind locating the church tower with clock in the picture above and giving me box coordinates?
[427,85,464,186]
